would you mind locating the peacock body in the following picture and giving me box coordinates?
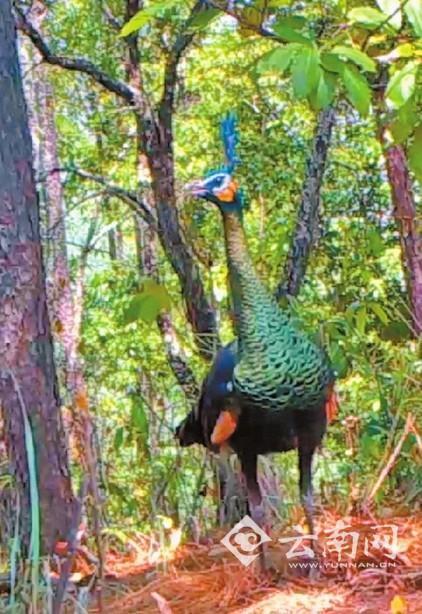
[222,207,333,414]
[177,115,337,556]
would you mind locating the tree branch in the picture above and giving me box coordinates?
[20,0,219,359]
[122,0,157,122]
[102,2,122,31]
[276,105,336,299]
[14,4,135,104]
[200,1,336,300]
[159,1,203,122]
[134,215,200,402]
[206,0,284,42]
[38,167,157,229]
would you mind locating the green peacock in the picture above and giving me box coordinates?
[176,114,338,554]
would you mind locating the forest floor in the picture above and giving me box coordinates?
[83,510,422,614]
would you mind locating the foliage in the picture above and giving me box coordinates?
[121,0,422,176]
[6,0,421,547]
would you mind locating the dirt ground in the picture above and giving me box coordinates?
[84,511,422,614]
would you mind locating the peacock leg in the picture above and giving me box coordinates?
[298,447,320,578]
[240,453,268,570]
[298,447,315,535]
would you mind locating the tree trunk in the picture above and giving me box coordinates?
[123,0,200,401]
[150,153,218,359]
[375,69,422,338]
[382,142,422,336]
[22,4,102,518]
[134,213,199,402]
[108,225,124,261]
[276,106,336,300]
[0,0,75,552]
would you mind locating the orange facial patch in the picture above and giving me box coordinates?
[217,180,238,202]
[210,410,238,445]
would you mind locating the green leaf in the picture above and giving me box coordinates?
[114,427,124,450]
[332,45,377,72]
[131,403,148,434]
[321,52,346,73]
[404,0,422,36]
[277,16,307,29]
[123,295,143,324]
[391,43,415,58]
[309,70,337,109]
[369,302,389,324]
[120,9,155,36]
[139,295,161,323]
[341,65,371,116]
[188,8,221,31]
[330,344,349,378]
[408,124,422,182]
[348,6,386,29]
[120,0,177,37]
[367,228,384,256]
[386,61,419,109]
[123,294,158,324]
[256,44,298,74]
[273,20,312,44]
[390,97,416,143]
[355,305,367,335]
[291,46,321,98]
[123,281,171,324]
[142,278,172,310]
[375,0,402,29]
[377,43,416,62]
[380,320,411,341]
[361,433,382,458]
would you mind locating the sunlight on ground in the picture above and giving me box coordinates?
[88,511,422,613]
[234,588,346,614]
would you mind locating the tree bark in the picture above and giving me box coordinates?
[108,225,124,261]
[124,0,199,401]
[375,69,422,338]
[0,0,75,552]
[22,4,103,521]
[276,106,336,300]
[382,142,422,336]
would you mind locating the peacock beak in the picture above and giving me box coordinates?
[185,180,207,197]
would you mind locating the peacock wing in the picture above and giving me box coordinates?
[232,324,334,411]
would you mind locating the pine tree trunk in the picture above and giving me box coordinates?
[0,0,75,552]
[383,143,422,337]
[376,70,422,338]
[21,3,102,502]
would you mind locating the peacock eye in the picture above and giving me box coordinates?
[215,175,229,189]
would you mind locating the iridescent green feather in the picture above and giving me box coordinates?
[222,210,333,412]
[215,114,332,413]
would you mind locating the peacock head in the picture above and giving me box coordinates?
[185,113,244,214]
[185,170,243,213]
